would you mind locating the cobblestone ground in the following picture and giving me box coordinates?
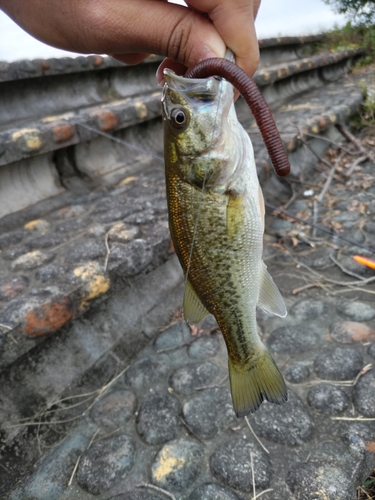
[2,66,375,499]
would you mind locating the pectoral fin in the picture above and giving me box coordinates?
[183,279,210,324]
[257,262,287,318]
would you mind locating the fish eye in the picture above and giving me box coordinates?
[170,108,188,129]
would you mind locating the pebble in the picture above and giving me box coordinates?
[291,299,329,320]
[364,221,375,234]
[11,250,55,271]
[125,355,169,390]
[330,321,375,344]
[169,362,219,394]
[182,387,237,440]
[307,383,349,415]
[301,249,333,269]
[366,200,375,214]
[285,363,311,383]
[109,223,140,243]
[268,325,319,354]
[313,347,363,380]
[109,492,163,500]
[188,333,220,360]
[55,217,93,233]
[340,421,375,445]
[336,301,375,322]
[77,434,136,495]
[90,390,137,429]
[154,322,192,353]
[10,433,88,500]
[66,240,107,263]
[98,207,133,223]
[0,275,29,300]
[286,462,354,500]
[136,392,180,445]
[368,343,375,358]
[210,438,272,492]
[253,390,314,446]
[28,233,66,249]
[352,370,375,417]
[188,483,241,500]
[0,229,27,250]
[270,219,293,234]
[151,437,204,492]
[2,244,31,261]
[35,264,65,283]
[124,209,156,225]
[332,211,361,223]
[109,239,153,276]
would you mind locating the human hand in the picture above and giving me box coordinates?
[0,0,261,80]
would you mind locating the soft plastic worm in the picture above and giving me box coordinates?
[186,58,291,177]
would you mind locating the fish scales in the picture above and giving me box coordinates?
[162,61,288,417]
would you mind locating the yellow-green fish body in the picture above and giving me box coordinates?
[162,64,287,417]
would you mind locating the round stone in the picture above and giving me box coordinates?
[66,240,107,263]
[109,491,163,500]
[77,434,135,495]
[0,230,27,250]
[154,322,192,353]
[364,221,375,234]
[336,301,375,322]
[182,387,237,440]
[28,233,66,249]
[332,211,361,223]
[286,462,354,500]
[151,438,204,492]
[314,347,363,381]
[285,364,311,383]
[301,249,333,269]
[169,362,219,394]
[268,325,319,354]
[125,356,169,390]
[252,390,314,446]
[188,334,220,360]
[90,390,137,429]
[307,383,349,415]
[291,299,329,320]
[11,250,55,271]
[0,276,29,301]
[136,393,180,445]
[2,244,31,261]
[352,370,375,417]
[340,421,375,445]
[330,321,375,344]
[210,438,272,492]
[368,344,375,358]
[188,483,240,500]
[35,264,64,283]
[270,219,293,234]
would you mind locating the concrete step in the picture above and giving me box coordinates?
[0,37,363,218]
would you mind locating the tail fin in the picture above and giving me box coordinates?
[228,347,287,417]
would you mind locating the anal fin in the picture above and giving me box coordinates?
[183,279,210,325]
[258,262,287,318]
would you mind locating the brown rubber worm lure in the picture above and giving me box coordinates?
[186,58,290,177]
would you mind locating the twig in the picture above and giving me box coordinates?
[331,417,375,421]
[317,151,344,203]
[345,154,367,177]
[302,131,358,155]
[245,416,269,454]
[0,323,12,330]
[136,483,176,500]
[329,254,365,281]
[254,490,274,499]
[250,451,256,500]
[68,455,81,486]
[103,230,111,271]
[292,283,320,294]
[336,123,375,163]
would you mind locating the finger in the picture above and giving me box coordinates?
[110,53,150,65]
[187,0,260,77]
[156,58,188,84]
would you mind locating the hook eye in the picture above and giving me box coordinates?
[170,108,188,129]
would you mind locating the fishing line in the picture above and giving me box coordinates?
[75,124,373,256]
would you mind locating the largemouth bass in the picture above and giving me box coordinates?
[162,63,288,417]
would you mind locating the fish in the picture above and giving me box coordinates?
[161,60,288,417]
